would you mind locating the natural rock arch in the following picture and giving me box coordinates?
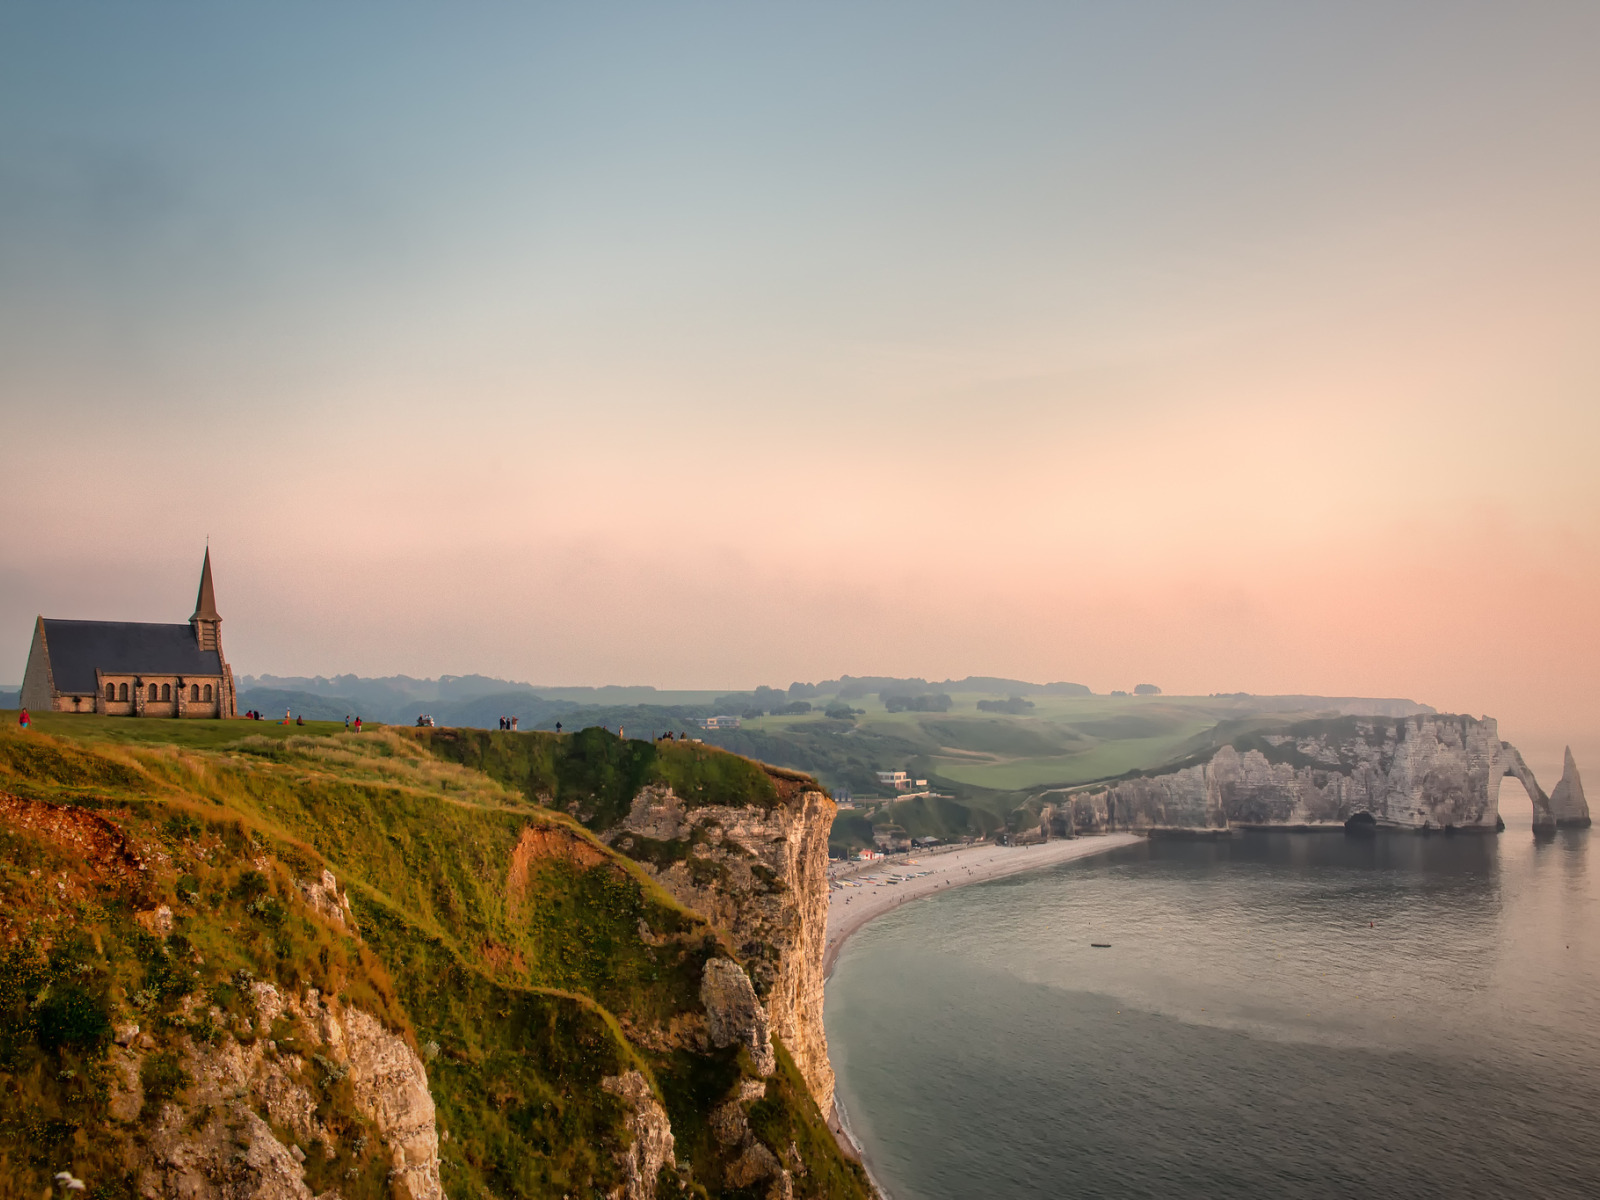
[1495,743,1555,830]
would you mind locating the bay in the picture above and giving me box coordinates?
[825,796,1600,1199]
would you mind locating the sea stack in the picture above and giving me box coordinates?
[1548,747,1591,828]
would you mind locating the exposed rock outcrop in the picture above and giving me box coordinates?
[601,1071,676,1200]
[297,868,357,931]
[1054,715,1552,833]
[141,1105,317,1200]
[609,777,835,1110]
[708,1079,791,1196]
[1549,747,1591,827]
[701,958,777,1075]
[112,983,442,1200]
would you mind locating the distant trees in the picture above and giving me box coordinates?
[882,692,952,713]
[1133,683,1162,695]
[977,696,1035,714]
[824,702,861,720]
[711,684,790,717]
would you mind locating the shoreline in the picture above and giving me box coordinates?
[822,832,1143,980]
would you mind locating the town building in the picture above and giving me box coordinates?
[876,769,911,790]
[20,549,238,718]
[697,715,742,730]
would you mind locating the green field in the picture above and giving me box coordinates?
[737,693,1233,791]
[706,691,1379,850]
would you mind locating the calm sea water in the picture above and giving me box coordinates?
[825,802,1600,1199]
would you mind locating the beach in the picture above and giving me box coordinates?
[824,833,1142,978]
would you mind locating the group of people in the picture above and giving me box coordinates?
[498,716,519,731]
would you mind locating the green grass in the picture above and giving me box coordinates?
[0,722,871,1200]
[11,710,354,751]
[736,694,1233,795]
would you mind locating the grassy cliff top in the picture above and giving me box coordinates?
[0,717,864,1200]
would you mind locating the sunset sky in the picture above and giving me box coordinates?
[3,3,1597,746]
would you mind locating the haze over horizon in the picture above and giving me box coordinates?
[3,3,1597,745]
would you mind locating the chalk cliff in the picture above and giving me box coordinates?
[607,774,837,1113]
[1054,715,1563,833]
[1549,747,1591,827]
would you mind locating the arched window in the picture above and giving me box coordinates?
[148,684,158,701]
[119,683,128,702]
[191,684,200,701]
[161,683,171,701]
[106,683,116,701]
[203,685,213,702]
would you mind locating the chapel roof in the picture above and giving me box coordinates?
[193,547,220,621]
[41,619,224,694]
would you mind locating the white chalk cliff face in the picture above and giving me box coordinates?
[1062,715,1574,833]
[607,780,836,1113]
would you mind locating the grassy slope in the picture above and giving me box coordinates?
[0,717,870,1200]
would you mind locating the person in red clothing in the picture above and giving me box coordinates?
[17,708,29,729]
[354,716,362,733]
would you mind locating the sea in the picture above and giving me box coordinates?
[824,785,1600,1199]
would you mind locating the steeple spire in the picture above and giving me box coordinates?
[192,547,220,622]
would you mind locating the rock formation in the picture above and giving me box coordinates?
[701,958,777,1075]
[601,1071,676,1200]
[608,775,836,1111]
[113,982,442,1200]
[1548,746,1591,827]
[1054,714,1555,833]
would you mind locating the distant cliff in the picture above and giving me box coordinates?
[1050,715,1586,833]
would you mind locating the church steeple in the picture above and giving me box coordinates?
[191,547,221,649]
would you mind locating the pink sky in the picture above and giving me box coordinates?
[2,4,1596,754]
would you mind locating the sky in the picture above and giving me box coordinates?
[2,2,1597,748]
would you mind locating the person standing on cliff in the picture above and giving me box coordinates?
[17,708,28,730]
[354,716,362,733]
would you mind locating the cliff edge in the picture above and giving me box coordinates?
[417,728,840,1116]
[0,721,872,1200]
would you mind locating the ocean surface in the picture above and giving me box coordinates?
[825,800,1600,1199]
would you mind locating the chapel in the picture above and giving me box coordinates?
[20,549,238,718]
